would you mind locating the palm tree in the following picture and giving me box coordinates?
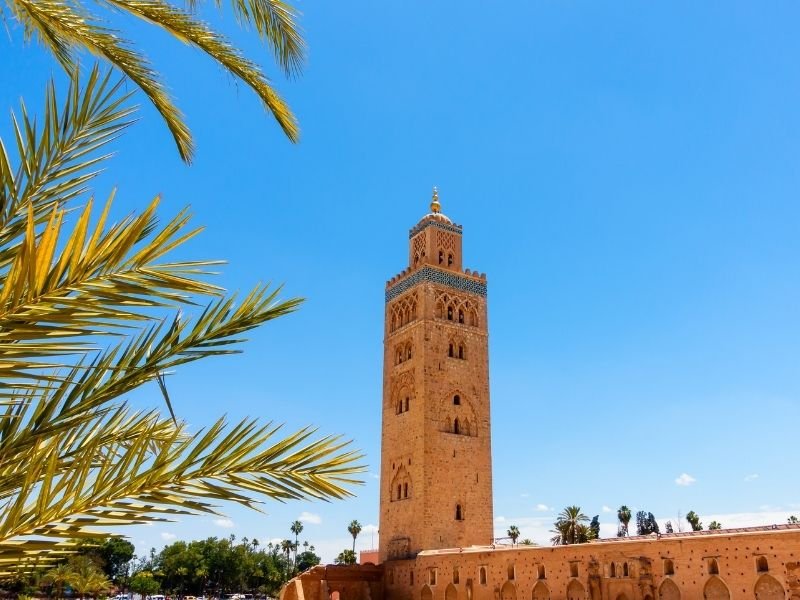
[551,506,589,545]
[348,520,363,553]
[686,511,703,532]
[789,516,799,524]
[290,520,304,569]
[708,521,722,530]
[507,525,520,546]
[617,505,632,537]
[280,539,294,579]
[44,563,74,600]
[3,0,306,162]
[0,69,364,576]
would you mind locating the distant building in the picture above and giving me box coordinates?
[282,191,800,600]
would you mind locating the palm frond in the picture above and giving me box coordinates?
[12,0,194,161]
[0,64,135,270]
[103,0,299,142]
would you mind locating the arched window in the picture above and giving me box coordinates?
[448,343,454,357]
[454,418,460,435]
[448,253,454,266]
[610,563,616,578]
[756,556,769,573]
[453,568,459,585]
[397,484,402,499]
[414,253,419,266]
[569,563,578,578]
[458,344,465,359]
[708,559,719,575]
[405,396,410,412]
[453,394,461,405]
[623,562,629,577]
[507,564,515,580]
[479,567,487,585]
[403,483,408,498]
[456,504,463,520]
[664,559,674,575]
[458,309,464,324]
[447,307,453,320]
[537,565,546,580]
[439,251,444,265]
[397,400,402,414]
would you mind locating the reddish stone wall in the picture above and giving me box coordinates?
[383,526,800,600]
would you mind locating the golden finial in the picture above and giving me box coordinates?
[430,186,441,213]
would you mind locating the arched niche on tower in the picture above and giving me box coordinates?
[434,290,480,327]
[440,390,477,437]
[389,292,419,333]
[389,465,412,502]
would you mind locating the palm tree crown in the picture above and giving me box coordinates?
[348,520,363,553]
[617,505,632,537]
[551,506,589,545]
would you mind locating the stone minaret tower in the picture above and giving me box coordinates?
[379,189,493,562]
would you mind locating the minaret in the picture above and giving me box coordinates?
[379,189,493,562]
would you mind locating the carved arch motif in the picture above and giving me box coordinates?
[441,390,477,437]
[390,465,412,501]
[434,290,479,327]
[395,340,413,365]
[390,292,418,333]
[445,584,458,600]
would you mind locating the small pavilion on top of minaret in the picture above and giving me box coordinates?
[379,188,494,563]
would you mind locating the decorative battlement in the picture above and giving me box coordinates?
[409,217,463,239]
[385,265,487,302]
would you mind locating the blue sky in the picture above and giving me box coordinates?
[3,1,800,560]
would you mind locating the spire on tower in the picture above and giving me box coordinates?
[430,186,441,214]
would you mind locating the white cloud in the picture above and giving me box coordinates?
[494,515,506,523]
[744,473,759,482]
[520,493,530,498]
[298,511,322,525]
[160,532,177,541]
[535,504,550,512]
[362,524,379,534]
[214,518,235,528]
[675,473,697,486]
[602,505,612,513]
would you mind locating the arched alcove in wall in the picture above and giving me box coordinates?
[703,576,730,600]
[566,580,585,600]
[531,581,550,600]
[445,583,458,600]
[659,579,680,600]
[421,585,433,600]
[500,581,517,600]
[754,574,785,599]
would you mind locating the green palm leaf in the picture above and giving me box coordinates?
[3,0,305,161]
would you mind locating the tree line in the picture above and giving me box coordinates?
[504,506,800,547]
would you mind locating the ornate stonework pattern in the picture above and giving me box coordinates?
[386,267,487,302]
[409,219,463,239]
